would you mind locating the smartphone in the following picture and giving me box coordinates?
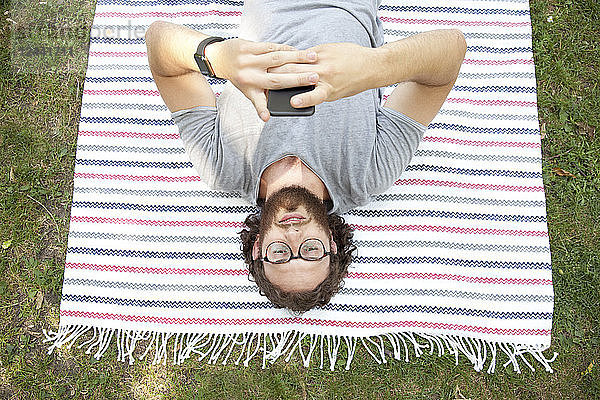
[267,86,315,117]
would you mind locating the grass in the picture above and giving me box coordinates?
[0,0,599,398]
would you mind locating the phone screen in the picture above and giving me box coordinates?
[267,86,315,117]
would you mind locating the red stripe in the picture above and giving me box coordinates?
[70,216,244,228]
[347,272,551,285]
[74,172,201,182]
[445,98,537,107]
[463,58,533,66]
[89,51,147,57]
[392,178,544,192]
[83,89,159,96]
[78,130,179,140]
[350,224,547,237]
[423,136,541,149]
[95,10,242,18]
[65,262,246,275]
[379,16,531,27]
[59,310,551,335]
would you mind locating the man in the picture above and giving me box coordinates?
[145,0,466,312]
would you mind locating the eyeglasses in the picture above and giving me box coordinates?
[257,238,332,264]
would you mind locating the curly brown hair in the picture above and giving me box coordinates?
[239,211,356,313]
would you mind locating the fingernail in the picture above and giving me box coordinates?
[292,98,303,106]
[260,111,269,121]
[309,73,318,82]
[307,52,317,61]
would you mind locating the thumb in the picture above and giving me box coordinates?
[248,89,270,122]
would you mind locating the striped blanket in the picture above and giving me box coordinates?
[44,0,557,373]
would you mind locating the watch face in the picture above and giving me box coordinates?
[194,53,211,76]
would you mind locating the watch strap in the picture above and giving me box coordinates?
[194,36,225,78]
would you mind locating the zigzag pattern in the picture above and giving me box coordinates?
[393,179,543,192]
[59,310,552,335]
[90,37,145,44]
[68,246,244,260]
[76,159,191,168]
[445,98,536,107]
[340,288,553,302]
[467,46,532,53]
[428,123,537,135]
[422,136,540,148]
[83,89,160,96]
[413,150,541,163]
[66,262,247,276]
[79,129,178,139]
[371,193,545,207]
[70,216,244,228]
[62,294,551,320]
[384,29,532,40]
[97,0,243,6]
[89,51,147,57]
[347,208,546,223]
[73,187,246,200]
[458,72,535,79]
[63,279,254,292]
[77,145,184,154]
[74,172,202,182]
[347,272,551,285]
[85,76,154,83]
[378,5,529,15]
[351,224,546,236]
[353,240,549,253]
[352,256,550,270]
[81,103,168,111]
[95,10,241,17]
[92,23,239,32]
[69,232,241,244]
[405,164,541,179]
[380,16,530,27]
[451,85,535,93]
[87,64,149,70]
[62,278,553,302]
[463,58,533,66]
[437,109,537,120]
[71,200,254,214]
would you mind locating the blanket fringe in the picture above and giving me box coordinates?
[42,325,557,373]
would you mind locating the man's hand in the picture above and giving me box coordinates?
[207,38,321,121]
[266,42,381,108]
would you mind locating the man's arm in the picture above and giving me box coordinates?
[268,29,467,126]
[145,20,320,121]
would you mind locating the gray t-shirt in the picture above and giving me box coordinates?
[171,0,428,214]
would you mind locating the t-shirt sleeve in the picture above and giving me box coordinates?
[367,106,428,194]
[171,105,232,191]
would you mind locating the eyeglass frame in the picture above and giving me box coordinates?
[256,238,333,264]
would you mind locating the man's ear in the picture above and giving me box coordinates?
[330,234,337,254]
[252,235,261,260]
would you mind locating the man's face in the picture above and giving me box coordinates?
[252,186,337,293]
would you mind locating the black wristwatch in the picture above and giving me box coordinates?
[194,36,225,78]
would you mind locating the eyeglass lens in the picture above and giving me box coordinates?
[266,239,324,263]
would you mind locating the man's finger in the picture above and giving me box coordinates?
[256,49,318,68]
[262,72,319,90]
[267,63,312,74]
[248,89,270,122]
[252,41,298,54]
[290,85,328,108]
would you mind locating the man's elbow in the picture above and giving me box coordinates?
[452,29,467,60]
[145,21,167,75]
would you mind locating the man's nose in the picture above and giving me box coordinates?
[283,223,302,239]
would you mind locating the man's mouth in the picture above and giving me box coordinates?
[278,213,306,224]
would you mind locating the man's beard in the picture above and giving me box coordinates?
[259,185,330,241]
